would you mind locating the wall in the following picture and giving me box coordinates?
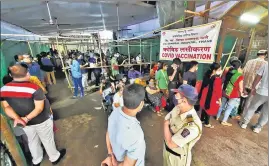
[248,35,268,60]
[1,41,50,67]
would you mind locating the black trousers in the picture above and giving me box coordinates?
[93,69,101,86]
[88,69,92,81]
[167,81,179,112]
[201,109,210,125]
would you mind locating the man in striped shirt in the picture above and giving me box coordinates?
[0,64,65,166]
[239,50,268,115]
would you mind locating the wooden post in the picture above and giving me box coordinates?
[244,28,256,65]
[0,115,28,166]
[56,37,72,92]
[235,38,243,57]
[217,28,227,63]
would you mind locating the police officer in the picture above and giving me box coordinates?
[163,84,202,166]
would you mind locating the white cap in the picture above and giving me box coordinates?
[257,50,267,55]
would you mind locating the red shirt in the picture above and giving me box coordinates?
[226,75,243,98]
[200,77,222,115]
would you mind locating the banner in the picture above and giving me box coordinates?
[159,20,222,63]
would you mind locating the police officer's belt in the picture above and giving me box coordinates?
[164,141,181,157]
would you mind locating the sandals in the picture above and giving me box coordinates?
[204,124,214,128]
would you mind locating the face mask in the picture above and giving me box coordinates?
[216,70,222,75]
[173,95,178,106]
[149,82,154,86]
[173,95,184,106]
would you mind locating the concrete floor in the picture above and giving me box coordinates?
[41,74,268,166]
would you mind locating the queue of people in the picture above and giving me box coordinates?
[1,48,267,166]
[101,49,268,166]
[1,50,66,166]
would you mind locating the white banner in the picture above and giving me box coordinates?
[159,20,222,63]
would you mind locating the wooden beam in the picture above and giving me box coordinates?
[252,1,268,9]
[226,14,268,27]
[1,115,28,166]
[226,30,249,38]
[244,28,256,65]
[203,1,211,24]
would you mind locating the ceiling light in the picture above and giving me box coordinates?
[240,13,260,24]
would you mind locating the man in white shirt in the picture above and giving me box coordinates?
[240,62,268,133]
[239,50,267,115]
[113,85,124,110]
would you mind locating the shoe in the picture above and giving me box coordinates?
[71,96,77,99]
[253,127,262,133]
[216,118,219,121]
[221,121,232,126]
[52,149,66,165]
[204,124,214,128]
[239,122,247,129]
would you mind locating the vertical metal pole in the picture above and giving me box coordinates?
[56,36,72,92]
[98,33,103,67]
[139,39,142,73]
[128,41,130,65]
[150,43,152,70]
[38,37,42,52]
[27,41,33,57]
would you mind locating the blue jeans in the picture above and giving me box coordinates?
[217,97,240,122]
[105,95,112,105]
[73,77,84,97]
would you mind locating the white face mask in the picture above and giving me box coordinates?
[216,70,222,75]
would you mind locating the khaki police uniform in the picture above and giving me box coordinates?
[163,107,202,166]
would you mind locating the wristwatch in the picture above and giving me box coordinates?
[107,153,113,157]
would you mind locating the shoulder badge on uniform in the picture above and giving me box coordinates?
[186,114,194,125]
[181,128,190,138]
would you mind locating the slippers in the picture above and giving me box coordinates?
[235,116,241,120]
